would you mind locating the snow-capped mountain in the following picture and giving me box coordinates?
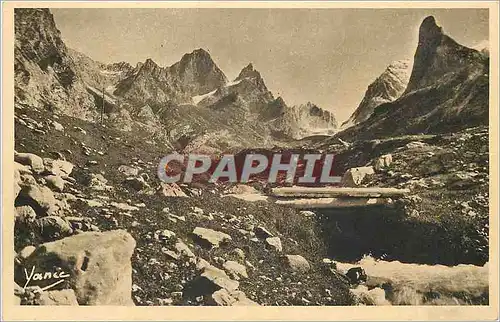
[342,60,411,128]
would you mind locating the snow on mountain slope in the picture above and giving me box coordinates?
[342,60,412,128]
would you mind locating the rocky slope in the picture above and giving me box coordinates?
[342,60,411,128]
[337,16,489,141]
[69,48,134,93]
[13,104,355,306]
[13,103,489,306]
[14,9,96,118]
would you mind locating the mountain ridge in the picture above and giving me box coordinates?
[336,15,489,141]
[342,60,412,128]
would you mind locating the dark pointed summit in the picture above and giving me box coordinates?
[419,16,443,45]
[236,63,261,81]
[404,16,485,93]
[142,58,158,69]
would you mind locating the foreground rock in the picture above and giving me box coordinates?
[283,255,311,273]
[223,261,248,280]
[341,166,375,187]
[36,216,73,239]
[208,289,259,306]
[192,227,232,248]
[265,237,283,252]
[45,159,74,178]
[158,182,188,197]
[38,289,79,305]
[14,152,44,174]
[17,230,136,305]
[185,264,239,297]
[17,184,58,215]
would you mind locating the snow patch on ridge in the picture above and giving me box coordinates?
[192,89,217,105]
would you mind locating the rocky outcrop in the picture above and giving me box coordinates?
[14,9,95,117]
[276,102,338,139]
[337,16,489,140]
[198,64,338,139]
[198,63,275,112]
[341,166,375,187]
[405,16,484,93]
[283,255,311,273]
[192,227,232,249]
[17,230,136,305]
[170,48,228,96]
[342,60,411,127]
[114,49,227,105]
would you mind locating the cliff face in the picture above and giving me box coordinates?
[276,102,338,139]
[113,49,227,106]
[14,9,95,117]
[337,16,489,141]
[405,16,485,93]
[342,60,411,128]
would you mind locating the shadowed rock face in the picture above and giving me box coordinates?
[337,16,489,141]
[405,16,484,93]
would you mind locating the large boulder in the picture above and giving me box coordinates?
[17,184,58,215]
[184,264,239,297]
[192,227,232,249]
[265,237,282,252]
[17,230,136,305]
[15,205,37,223]
[37,289,79,305]
[45,159,74,178]
[36,216,73,239]
[207,289,259,306]
[158,182,187,197]
[15,152,44,174]
[341,166,375,187]
[283,255,311,273]
[223,261,248,280]
[44,175,65,192]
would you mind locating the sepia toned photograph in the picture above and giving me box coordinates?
[2,1,498,320]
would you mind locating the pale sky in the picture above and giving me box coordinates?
[51,8,489,122]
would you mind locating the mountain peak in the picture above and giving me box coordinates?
[236,63,261,81]
[419,16,443,44]
[192,48,210,56]
[179,48,214,65]
[405,16,484,93]
[142,58,159,69]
